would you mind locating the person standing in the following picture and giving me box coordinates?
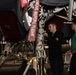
[44,22,64,75]
[69,18,76,75]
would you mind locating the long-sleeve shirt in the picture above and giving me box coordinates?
[71,32,76,51]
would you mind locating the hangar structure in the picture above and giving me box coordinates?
[0,0,76,75]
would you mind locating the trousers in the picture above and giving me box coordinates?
[69,53,76,75]
[50,59,64,75]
